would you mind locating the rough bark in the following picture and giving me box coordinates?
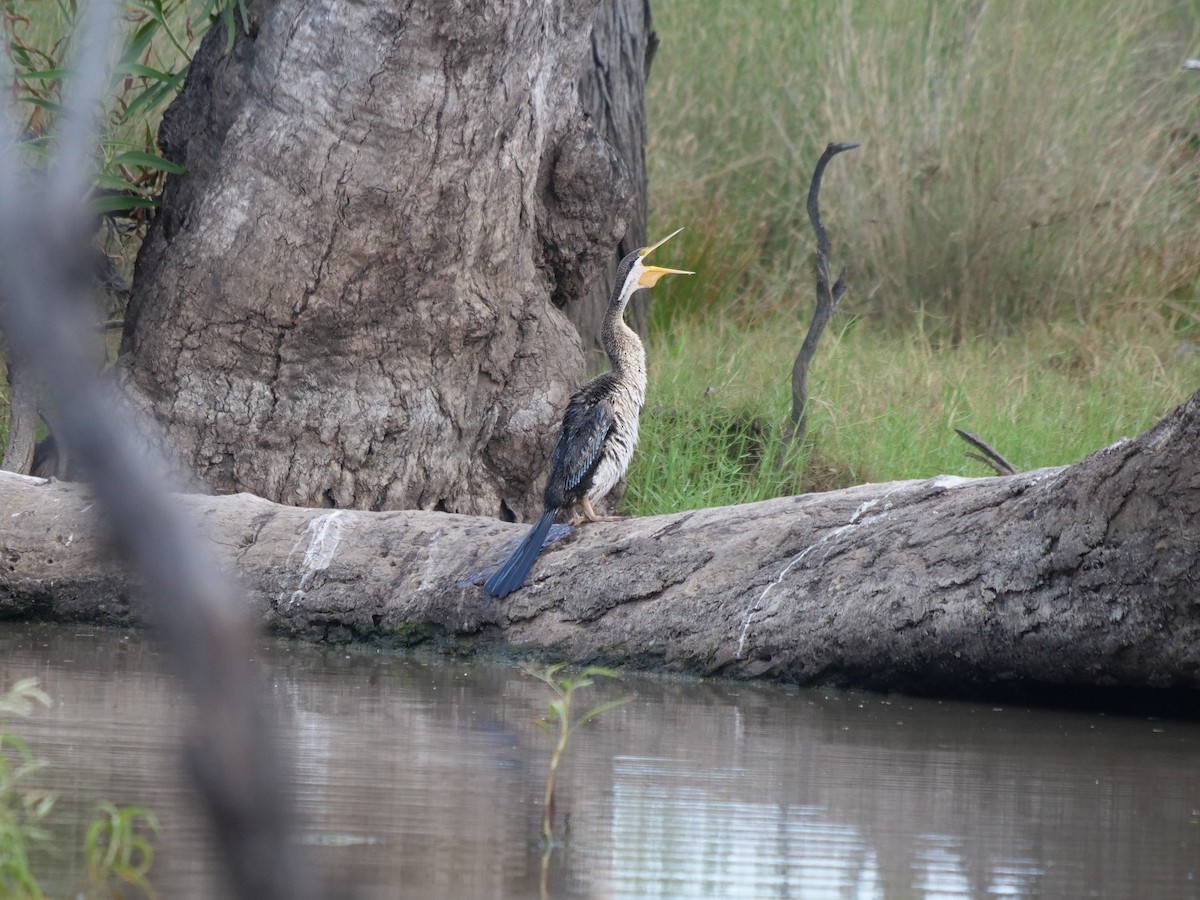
[118,0,637,520]
[1,358,38,474]
[571,0,655,368]
[4,388,1198,700]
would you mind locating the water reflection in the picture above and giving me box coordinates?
[0,623,1197,898]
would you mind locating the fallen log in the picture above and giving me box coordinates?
[3,388,1198,700]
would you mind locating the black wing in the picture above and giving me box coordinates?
[544,396,614,510]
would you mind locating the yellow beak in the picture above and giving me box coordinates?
[637,228,694,286]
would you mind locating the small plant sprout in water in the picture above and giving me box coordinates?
[85,802,160,899]
[522,663,631,846]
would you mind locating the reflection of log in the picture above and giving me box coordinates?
[3,387,1199,699]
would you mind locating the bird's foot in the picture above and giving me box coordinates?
[569,498,619,525]
[568,515,622,525]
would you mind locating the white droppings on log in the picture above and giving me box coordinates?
[736,494,899,660]
[418,529,444,592]
[4,472,46,486]
[302,512,345,570]
[284,511,346,606]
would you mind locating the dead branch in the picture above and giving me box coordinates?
[786,141,858,445]
[955,428,1017,475]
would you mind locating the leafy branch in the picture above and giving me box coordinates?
[3,0,247,228]
[523,663,631,899]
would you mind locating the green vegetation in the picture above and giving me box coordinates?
[523,663,630,898]
[1,0,244,448]
[628,0,1200,512]
[2,0,245,296]
[0,680,54,898]
[0,679,158,899]
[626,312,1200,512]
[85,802,160,899]
[524,663,631,846]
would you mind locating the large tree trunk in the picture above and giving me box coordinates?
[1,358,38,474]
[117,0,640,521]
[4,388,1198,700]
[571,0,656,368]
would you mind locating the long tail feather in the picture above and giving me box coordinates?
[484,511,556,598]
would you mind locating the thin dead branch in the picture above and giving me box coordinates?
[785,141,858,445]
[955,428,1017,476]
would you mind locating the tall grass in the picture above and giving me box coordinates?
[647,0,1200,337]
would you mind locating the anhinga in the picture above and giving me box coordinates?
[485,229,692,598]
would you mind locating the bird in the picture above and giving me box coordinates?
[485,229,692,598]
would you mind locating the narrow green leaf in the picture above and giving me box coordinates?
[222,1,236,51]
[110,149,186,175]
[17,96,66,115]
[116,62,184,90]
[93,172,135,192]
[573,695,633,728]
[122,79,177,122]
[31,791,58,820]
[15,67,70,81]
[90,194,160,214]
[579,666,621,679]
[11,43,58,69]
[118,20,159,68]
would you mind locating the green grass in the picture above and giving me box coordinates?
[646,0,1200,336]
[624,313,1200,514]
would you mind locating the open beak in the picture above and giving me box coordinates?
[637,227,694,287]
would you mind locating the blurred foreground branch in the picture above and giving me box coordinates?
[0,7,327,899]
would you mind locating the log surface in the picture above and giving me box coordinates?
[3,389,1198,698]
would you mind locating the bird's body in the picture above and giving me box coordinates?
[485,231,691,598]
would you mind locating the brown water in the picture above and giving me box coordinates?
[1,623,1197,899]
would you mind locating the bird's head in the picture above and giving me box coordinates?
[625,228,693,289]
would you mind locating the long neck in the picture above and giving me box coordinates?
[602,278,647,396]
